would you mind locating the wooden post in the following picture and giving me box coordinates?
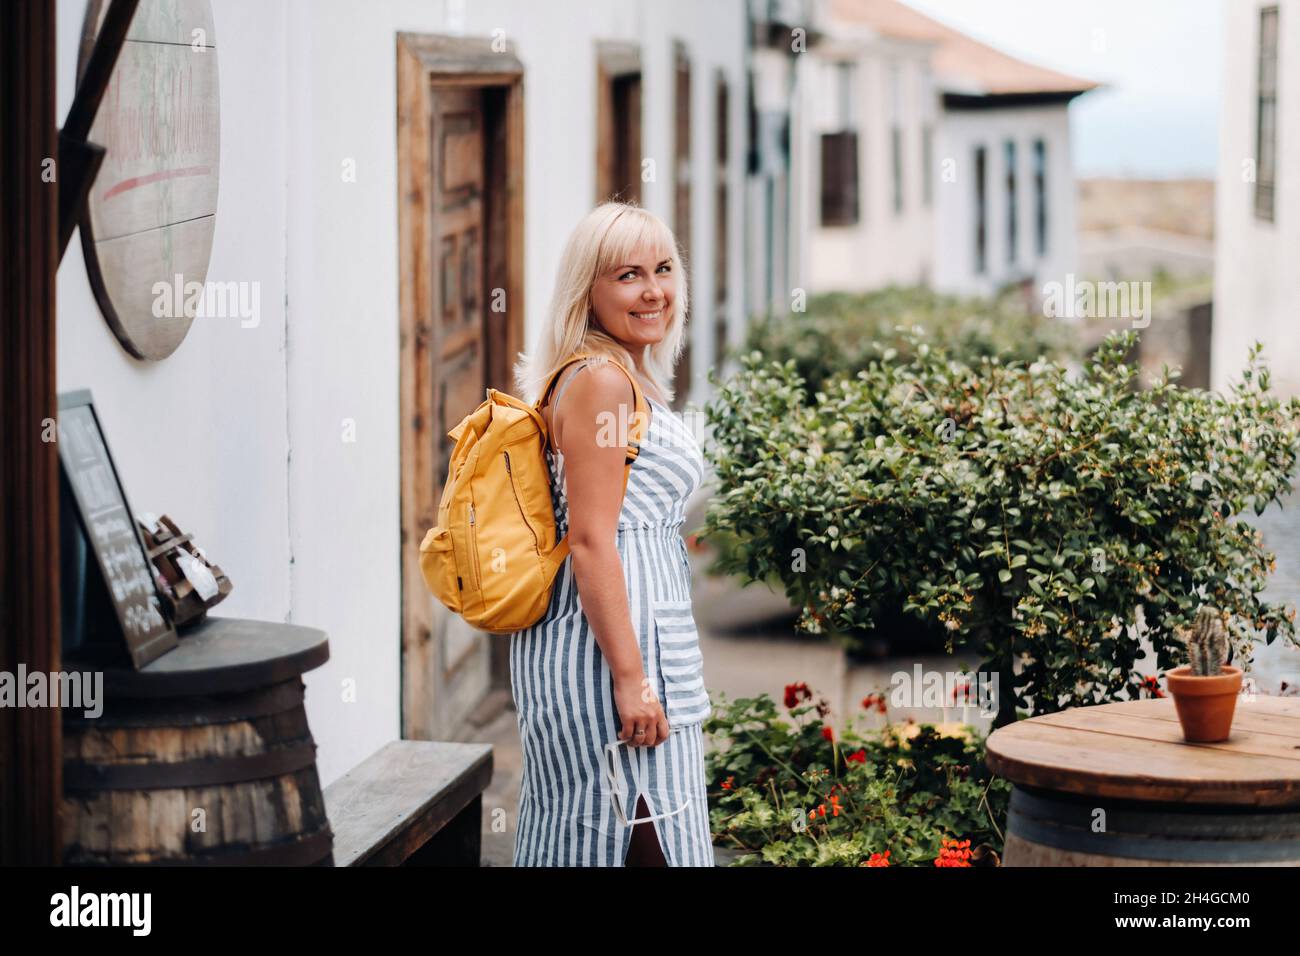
[0,0,61,866]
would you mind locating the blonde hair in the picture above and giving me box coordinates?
[513,201,689,407]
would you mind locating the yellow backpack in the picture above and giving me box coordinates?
[418,351,648,633]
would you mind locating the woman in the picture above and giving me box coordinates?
[509,202,713,867]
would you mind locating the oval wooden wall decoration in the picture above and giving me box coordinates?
[77,0,221,361]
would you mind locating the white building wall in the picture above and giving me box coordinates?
[1213,0,1300,398]
[55,0,747,787]
[800,39,935,293]
[933,105,1077,298]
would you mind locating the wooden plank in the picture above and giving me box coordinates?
[986,705,1300,807]
[1107,694,1300,724]
[96,617,329,697]
[1034,695,1300,738]
[0,0,62,866]
[399,33,524,77]
[323,740,492,866]
[397,33,437,740]
[1023,707,1300,762]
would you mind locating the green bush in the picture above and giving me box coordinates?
[706,685,1008,866]
[702,329,1300,726]
[740,285,1073,398]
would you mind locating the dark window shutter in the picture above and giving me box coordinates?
[820,131,858,226]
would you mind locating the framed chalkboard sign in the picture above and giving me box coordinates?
[57,390,177,668]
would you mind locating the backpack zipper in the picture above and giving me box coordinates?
[468,502,483,590]
[503,450,540,552]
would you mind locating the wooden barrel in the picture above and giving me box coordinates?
[1004,784,1300,866]
[986,696,1300,868]
[62,617,334,865]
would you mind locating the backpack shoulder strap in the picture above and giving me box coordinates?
[539,354,649,575]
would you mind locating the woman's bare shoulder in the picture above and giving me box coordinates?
[552,361,635,449]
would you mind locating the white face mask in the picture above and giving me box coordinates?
[603,738,692,826]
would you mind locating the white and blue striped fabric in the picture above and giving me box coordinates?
[509,367,714,866]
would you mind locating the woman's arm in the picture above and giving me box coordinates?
[554,362,669,746]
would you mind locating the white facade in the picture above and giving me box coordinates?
[795,0,1088,299]
[54,0,748,786]
[1213,0,1299,398]
[933,105,1078,298]
[798,34,936,292]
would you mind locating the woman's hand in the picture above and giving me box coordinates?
[613,671,671,747]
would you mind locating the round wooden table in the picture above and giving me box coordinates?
[985,696,1300,866]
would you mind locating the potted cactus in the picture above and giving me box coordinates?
[1165,606,1244,742]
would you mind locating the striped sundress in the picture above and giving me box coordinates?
[508,367,714,867]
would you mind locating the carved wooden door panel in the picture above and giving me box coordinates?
[432,87,487,484]
[430,86,490,730]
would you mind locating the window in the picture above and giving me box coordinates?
[1255,6,1279,222]
[891,130,904,214]
[672,40,692,411]
[1005,140,1017,264]
[820,132,859,225]
[836,60,854,127]
[595,42,643,205]
[1033,138,1047,256]
[714,73,730,370]
[922,125,933,207]
[918,67,935,208]
[820,61,859,226]
[890,63,904,214]
[974,145,987,273]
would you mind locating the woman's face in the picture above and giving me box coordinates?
[589,245,676,354]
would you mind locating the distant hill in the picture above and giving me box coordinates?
[1078,178,1214,240]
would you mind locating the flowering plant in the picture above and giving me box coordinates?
[706,683,1009,866]
[702,330,1300,726]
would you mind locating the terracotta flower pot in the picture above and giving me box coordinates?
[1165,664,1243,742]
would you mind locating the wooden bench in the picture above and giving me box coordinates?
[323,740,493,866]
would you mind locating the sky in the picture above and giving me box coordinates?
[903,0,1223,178]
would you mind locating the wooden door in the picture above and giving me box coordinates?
[713,71,730,373]
[595,41,642,205]
[399,32,526,742]
[427,86,491,733]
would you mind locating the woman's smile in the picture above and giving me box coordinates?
[590,247,677,348]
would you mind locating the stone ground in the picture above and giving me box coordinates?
[467,489,1300,866]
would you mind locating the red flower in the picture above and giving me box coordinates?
[720,775,735,791]
[861,693,889,714]
[821,725,834,742]
[934,838,972,867]
[845,748,868,764]
[1141,674,1166,699]
[784,681,813,709]
[865,850,891,867]
[828,794,842,817]
[951,679,971,705]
